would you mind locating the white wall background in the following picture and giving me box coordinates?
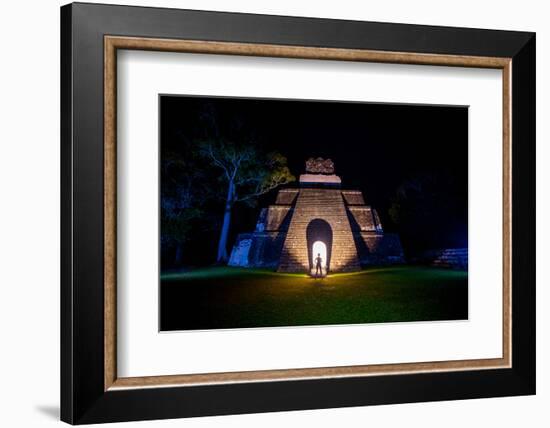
[0,0,546,427]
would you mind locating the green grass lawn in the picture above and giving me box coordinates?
[160,266,468,331]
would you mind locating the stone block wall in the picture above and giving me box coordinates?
[248,232,287,268]
[228,233,253,267]
[347,206,377,232]
[275,188,299,205]
[342,190,365,205]
[278,188,360,272]
[265,206,293,231]
[354,232,405,265]
[418,248,468,270]
[229,231,287,268]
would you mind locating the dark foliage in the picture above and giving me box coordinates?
[389,173,468,255]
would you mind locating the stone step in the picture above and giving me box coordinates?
[429,248,468,270]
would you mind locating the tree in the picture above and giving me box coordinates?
[200,140,295,262]
[388,173,467,255]
[160,151,206,265]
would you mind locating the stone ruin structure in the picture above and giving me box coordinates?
[229,158,404,273]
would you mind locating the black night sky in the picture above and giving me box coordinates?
[160,95,468,268]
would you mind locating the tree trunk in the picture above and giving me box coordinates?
[216,180,235,263]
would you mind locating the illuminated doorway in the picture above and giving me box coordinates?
[311,240,327,276]
[306,218,332,276]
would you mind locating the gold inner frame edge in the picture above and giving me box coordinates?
[104,35,512,391]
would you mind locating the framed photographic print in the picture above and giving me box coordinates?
[61,2,535,424]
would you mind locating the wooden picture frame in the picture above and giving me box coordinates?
[61,2,535,424]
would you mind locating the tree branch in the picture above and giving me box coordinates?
[204,142,231,181]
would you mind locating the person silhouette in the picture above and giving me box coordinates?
[315,253,323,277]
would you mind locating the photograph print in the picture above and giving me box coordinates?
[160,95,468,331]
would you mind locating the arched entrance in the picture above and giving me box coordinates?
[306,219,333,275]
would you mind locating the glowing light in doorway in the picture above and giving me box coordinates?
[311,241,327,276]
